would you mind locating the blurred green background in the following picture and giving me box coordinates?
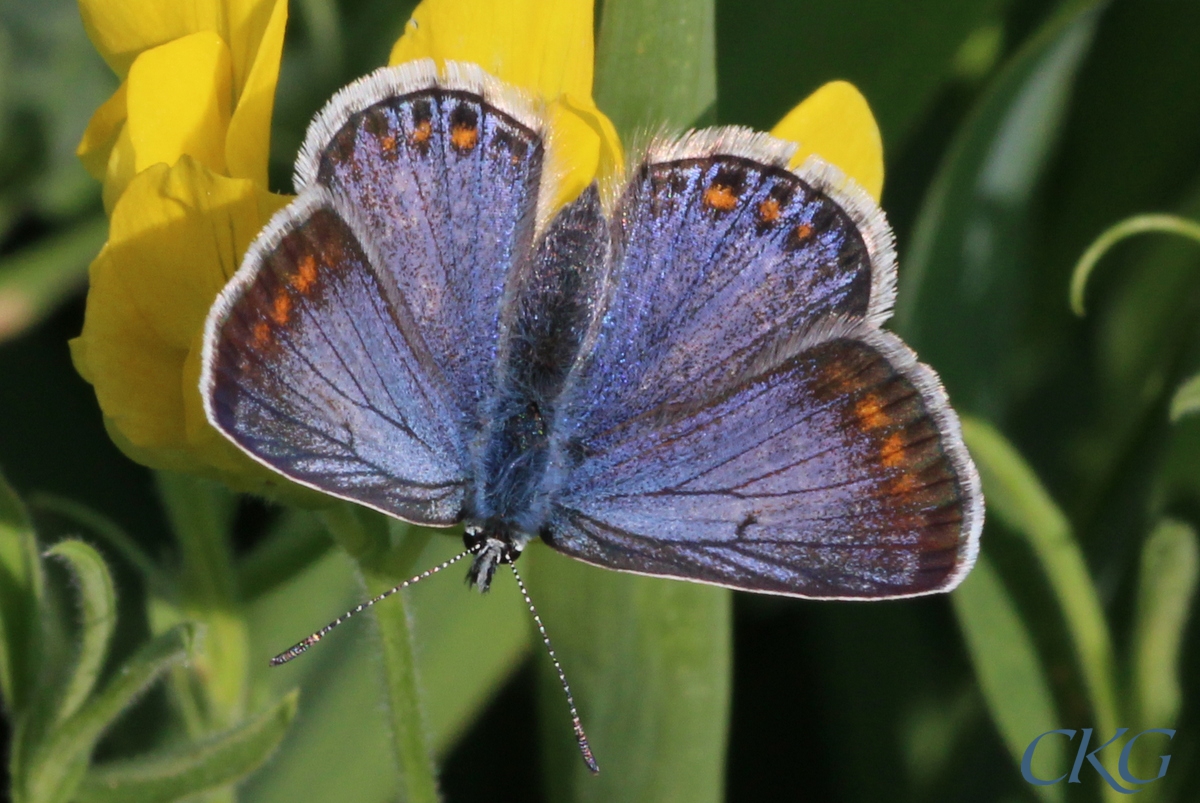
[1,0,1199,801]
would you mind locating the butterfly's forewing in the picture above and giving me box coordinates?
[202,62,547,524]
[294,60,545,433]
[560,130,896,439]
[547,131,981,597]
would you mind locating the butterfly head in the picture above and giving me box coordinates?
[463,519,527,592]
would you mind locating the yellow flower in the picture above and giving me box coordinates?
[389,0,622,213]
[72,0,294,492]
[70,0,882,494]
[770,79,884,202]
[76,0,288,211]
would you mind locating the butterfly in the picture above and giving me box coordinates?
[200,59,982,768]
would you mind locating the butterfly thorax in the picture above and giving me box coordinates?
[463,382,562,592]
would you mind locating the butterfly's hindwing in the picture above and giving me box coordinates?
[204,192,467,523]
[549,321,980,598]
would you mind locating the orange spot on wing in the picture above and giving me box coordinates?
[703,183,739,212]
[381,135,397,152]
[758,197,781,223]
[854,394,889,430]
[881,432,906,467]
[271,291,292,325]
[410,119,432,144]
[889,473,918,494]
[291,255,318,293]
[793,223,813,242]
[450,123,478,151]
[253,321,271,345]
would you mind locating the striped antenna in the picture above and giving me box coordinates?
[270,549,472,666]
[510,562,599,774]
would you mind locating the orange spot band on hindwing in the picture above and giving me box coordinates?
[854,394,889,430]
[253,320,271,345]
[291,255,318,293]
[271,290,292,325]
[881,432,906,467]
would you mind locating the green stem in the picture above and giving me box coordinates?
[321,504,439,803]
[153,472,247,739]
[363,569,439,803]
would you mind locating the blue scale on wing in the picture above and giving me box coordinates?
[563,155,874,441]
[311,89,543,436]
[549,332,968,597]
[209,198,469,524]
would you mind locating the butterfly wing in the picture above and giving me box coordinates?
[546,131,980,597]
[202,62,546,524]
[561,130,897,437]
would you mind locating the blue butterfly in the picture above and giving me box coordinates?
[200,60,982,764]
[203,56,980,600]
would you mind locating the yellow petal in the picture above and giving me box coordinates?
[74,157,290,480]
[389,0,594,102]
[77,83,128,181]
[78,0,223,78]
[224,0,286,107]
[125,32,233,179]
[770,81,884,202]
[544,93,623,211]
[225,0,287,186]
[102,122,137,213]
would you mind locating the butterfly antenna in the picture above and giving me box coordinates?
[270,549,472,666]
[510,562,599,774]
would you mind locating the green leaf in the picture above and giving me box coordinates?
[1069,213,1200,316]
[0,466,43,715]
[154,471,237,608]
[895,0,1103,416]
[29,493,164,591]
[527,546,730,803]
[74,690,299,803]
[717,0,1003,144]
[594,0,717,133]
[1169,373,1200,423]
[0,216,107,343]
[362,564,439,803]
[1132,519,1198,730]
[21,624,195,803]
[951,555,1062,803]
[960,419,1121,747]
[401,536,531,755]
[44,540,117,726]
